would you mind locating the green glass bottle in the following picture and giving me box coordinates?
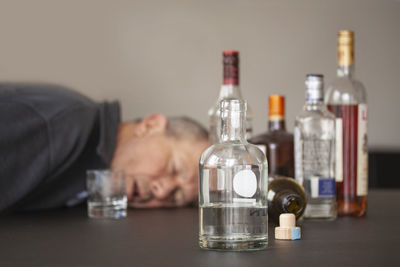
[267,177,307,223]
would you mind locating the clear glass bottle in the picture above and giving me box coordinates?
[326,30,368,217]
[295,74,337,220]
[208,50,254,144]
[199,99,268,251]
[267,176,306,224]
[251,95,294,180]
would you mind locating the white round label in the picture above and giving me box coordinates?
[233,170,257,198]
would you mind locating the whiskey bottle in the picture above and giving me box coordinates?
[251,95,294,180]
[199,99,268,251]
[267,176,306,223]
[295,74,337,220]
[208,51,254,143]
[326,30,368,216]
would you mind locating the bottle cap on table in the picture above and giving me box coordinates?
[275,213,301,240]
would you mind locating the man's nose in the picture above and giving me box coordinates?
[150,177,178,199]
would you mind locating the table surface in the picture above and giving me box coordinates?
[1,190,399,267]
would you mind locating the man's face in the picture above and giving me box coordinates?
[111,116,209,208]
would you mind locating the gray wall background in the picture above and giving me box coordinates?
[0,0,399,149]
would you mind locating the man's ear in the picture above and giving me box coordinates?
[133,113,168,137]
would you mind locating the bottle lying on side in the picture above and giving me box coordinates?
[267,176,307,224]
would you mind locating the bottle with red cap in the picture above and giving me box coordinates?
[208,50,254,144]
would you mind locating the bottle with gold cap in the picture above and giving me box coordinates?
[250,95,294,180]
[325,30,368,217]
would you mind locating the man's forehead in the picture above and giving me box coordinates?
[171,139,206,174]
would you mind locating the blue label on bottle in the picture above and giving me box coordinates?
[318,178,336,197]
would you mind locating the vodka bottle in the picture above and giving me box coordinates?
[251,95,294,180]
[199,99,268,251]
[295,74,337,220]
[208,51,254,143]
[267,176,306,223]
[326,30,368,216]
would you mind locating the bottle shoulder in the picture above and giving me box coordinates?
[208,86,253,117]
[296,106,336,122]
[217,85,244,101]
[208,85,242,115]
[269,177,305,195]
[251,131,293,144]
[295,107,335,139]
[200,142,267,167]
[325,77,367,105]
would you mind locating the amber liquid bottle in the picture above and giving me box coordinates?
[251,95,294,180]
[326,30,368,216]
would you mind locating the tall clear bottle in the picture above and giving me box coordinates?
[208,50,254,143]
[326,30,368,216]
[295,74,337,220]
[199,99,268,251]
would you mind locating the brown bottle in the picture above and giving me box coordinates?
[251,95,294,180]
[267,177,306,223]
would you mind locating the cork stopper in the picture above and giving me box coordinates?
[280,213,296,227]
[275,213,301,240]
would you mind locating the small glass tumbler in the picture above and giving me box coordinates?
[86,170,127,219]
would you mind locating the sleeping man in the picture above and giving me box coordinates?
[0,83,210,211]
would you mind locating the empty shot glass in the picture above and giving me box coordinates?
[86,169,127,219]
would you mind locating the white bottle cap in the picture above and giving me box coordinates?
[275,213,301,240]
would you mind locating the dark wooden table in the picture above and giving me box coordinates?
[0,190,399,267]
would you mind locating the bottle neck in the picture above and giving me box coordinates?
[268,119,286,131]
[218,84,243,100]
[337,30,354,78]
[277,191,305,216]
[305,79,324,107]
[337,65,354,78]
[304,100,325,110]
[223,52,239,86]
[268,95,286,132]
[220,110,247,143]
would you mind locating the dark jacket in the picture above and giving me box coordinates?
[0,83,120,211]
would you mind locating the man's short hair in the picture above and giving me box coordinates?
[165,116,208,142]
